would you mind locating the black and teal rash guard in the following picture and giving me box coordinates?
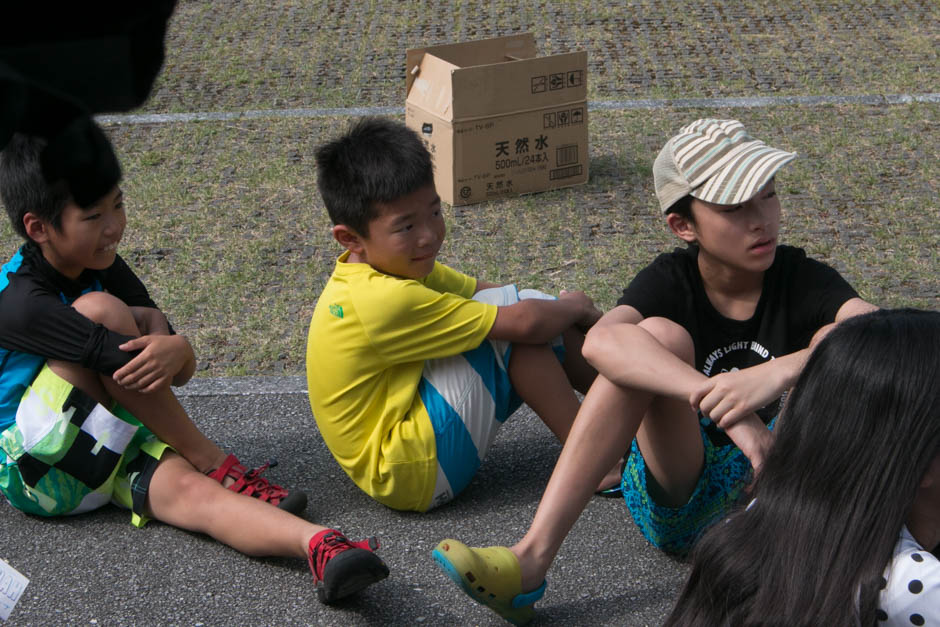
[0,242,160,431]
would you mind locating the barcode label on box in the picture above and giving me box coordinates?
[556,144,579,166]
[550,164,583,180]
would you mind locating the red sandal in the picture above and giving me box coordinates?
[206,454,307,515]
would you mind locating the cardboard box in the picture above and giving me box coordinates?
[405,33,588,206]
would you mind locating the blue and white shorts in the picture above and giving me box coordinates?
[421,285,564,510]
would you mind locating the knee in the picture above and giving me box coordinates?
[171,464,221,507]
[582,323,615,364]
[71,292,139,336]
[809,322,836,348]
[638,317,694,364]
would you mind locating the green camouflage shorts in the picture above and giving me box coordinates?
[0,365,171,527]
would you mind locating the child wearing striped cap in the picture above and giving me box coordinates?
[433,119,878,624]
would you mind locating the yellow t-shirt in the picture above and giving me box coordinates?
[306,252,498,511]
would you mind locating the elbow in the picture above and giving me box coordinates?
[505,302,542,341]
[172,371,193,387]
[518,312,542,340]
[172,354,197,387]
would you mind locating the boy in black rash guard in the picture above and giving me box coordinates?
[432,119,878,624]
[0,134,388,604]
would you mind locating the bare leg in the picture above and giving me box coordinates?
[508,342,582,442]
[633,395,704,507]
[632,318,704,507]
[48,292,226,473]
[506,326,599,441]
[146,452,324,556]
[560,327,597,394]
[509,338,620,490]
[147,453,389,604]
[509,375,648,590]
[510,318,704,591]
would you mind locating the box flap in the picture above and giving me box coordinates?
[451,50,587,120]
[406,51,459,121]
[407,34,586,122]
[421,33,536,68]
[407,34,539,122]
[405,33,536,121]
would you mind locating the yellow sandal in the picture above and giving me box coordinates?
[432,538,546,625]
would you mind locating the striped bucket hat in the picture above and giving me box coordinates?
[653,119,796,214]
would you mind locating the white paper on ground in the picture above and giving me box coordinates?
[0,559,29,621]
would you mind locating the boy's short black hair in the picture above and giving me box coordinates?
[666,194,694,224]
[0,134,71,240]
[315,117,434,237]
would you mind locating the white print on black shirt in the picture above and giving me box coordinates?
[699,340,785,444]
[702,340,773,376]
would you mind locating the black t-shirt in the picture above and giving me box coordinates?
[0,241,164,429]
[617,245,858,446]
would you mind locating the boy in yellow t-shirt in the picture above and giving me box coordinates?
[307,118,607,512]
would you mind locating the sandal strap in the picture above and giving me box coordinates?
[206,453,242,483]
[308,530,380,583]
[207,454,289,502]
[511,580,547,609]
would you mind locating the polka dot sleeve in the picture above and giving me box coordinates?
[877,526,940,625]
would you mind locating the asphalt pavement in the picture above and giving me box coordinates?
[1,376,687,626]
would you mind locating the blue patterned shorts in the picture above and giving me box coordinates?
[622,415,775,556]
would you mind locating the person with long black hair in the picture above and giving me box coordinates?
[666,308,940,626]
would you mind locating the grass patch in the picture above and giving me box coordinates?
[2,1,937,376]
[146,0,939,112]
[4,104,935,376]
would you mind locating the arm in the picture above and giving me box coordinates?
[474,280,502,293]
[108,304,196,391]
[582,305,703,400]
[101,254,161,309]
[129,306,170,335]
[487,289,601,343]
[128,305,195,385]
[114,332,196,391]
[691,352,804,428]
[835,297,878,321]
[110,300,195,391]
[106,259,195,390]
[584,305,772,470]
[0,278,136,373]
[692,297,879,429]
[353,273,500,364]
